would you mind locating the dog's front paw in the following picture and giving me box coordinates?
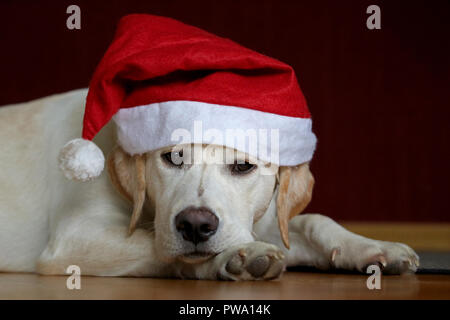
[216,241,286,281]
[331,240,419,274]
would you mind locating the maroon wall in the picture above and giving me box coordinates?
[0,0,448,222]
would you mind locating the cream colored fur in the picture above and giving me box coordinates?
[0,89,419,280]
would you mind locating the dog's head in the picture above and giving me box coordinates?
[107,144,314,263]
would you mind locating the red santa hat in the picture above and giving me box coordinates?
[59,14,317,181]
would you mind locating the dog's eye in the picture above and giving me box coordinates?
[162,150,183,167]
[230,161,256,174]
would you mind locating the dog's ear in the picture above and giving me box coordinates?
[107,146,146,235]
[276,163,314,249]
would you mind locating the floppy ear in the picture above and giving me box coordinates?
[107,146,147,235]
[276,163,315,249]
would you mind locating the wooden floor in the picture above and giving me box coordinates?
[0,223,449,300]
[0,272,449,300]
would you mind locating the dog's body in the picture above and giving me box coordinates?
[0,89,419,280]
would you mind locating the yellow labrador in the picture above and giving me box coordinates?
[0,89,419,280]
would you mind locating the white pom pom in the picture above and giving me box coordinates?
[58,138,105,181]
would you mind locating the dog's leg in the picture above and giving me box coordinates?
[259,213,419,274]
[36,210,171,277]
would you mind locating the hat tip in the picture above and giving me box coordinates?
[58,138,105,182]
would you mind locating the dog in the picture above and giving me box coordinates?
[0,89,419,280]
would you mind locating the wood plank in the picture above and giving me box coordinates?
[0,272,448,300]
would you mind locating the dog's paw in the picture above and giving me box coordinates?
[216,241,286,281]
[330,240,419,274]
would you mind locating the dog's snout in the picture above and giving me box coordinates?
[175,207,219,244]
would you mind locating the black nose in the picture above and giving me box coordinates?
[175,207,219,244]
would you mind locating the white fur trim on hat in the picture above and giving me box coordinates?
[114,100,317,166]
[58,138,105,181]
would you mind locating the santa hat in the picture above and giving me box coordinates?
[59,14,317,181]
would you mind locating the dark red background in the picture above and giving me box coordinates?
[0,0,448,222]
